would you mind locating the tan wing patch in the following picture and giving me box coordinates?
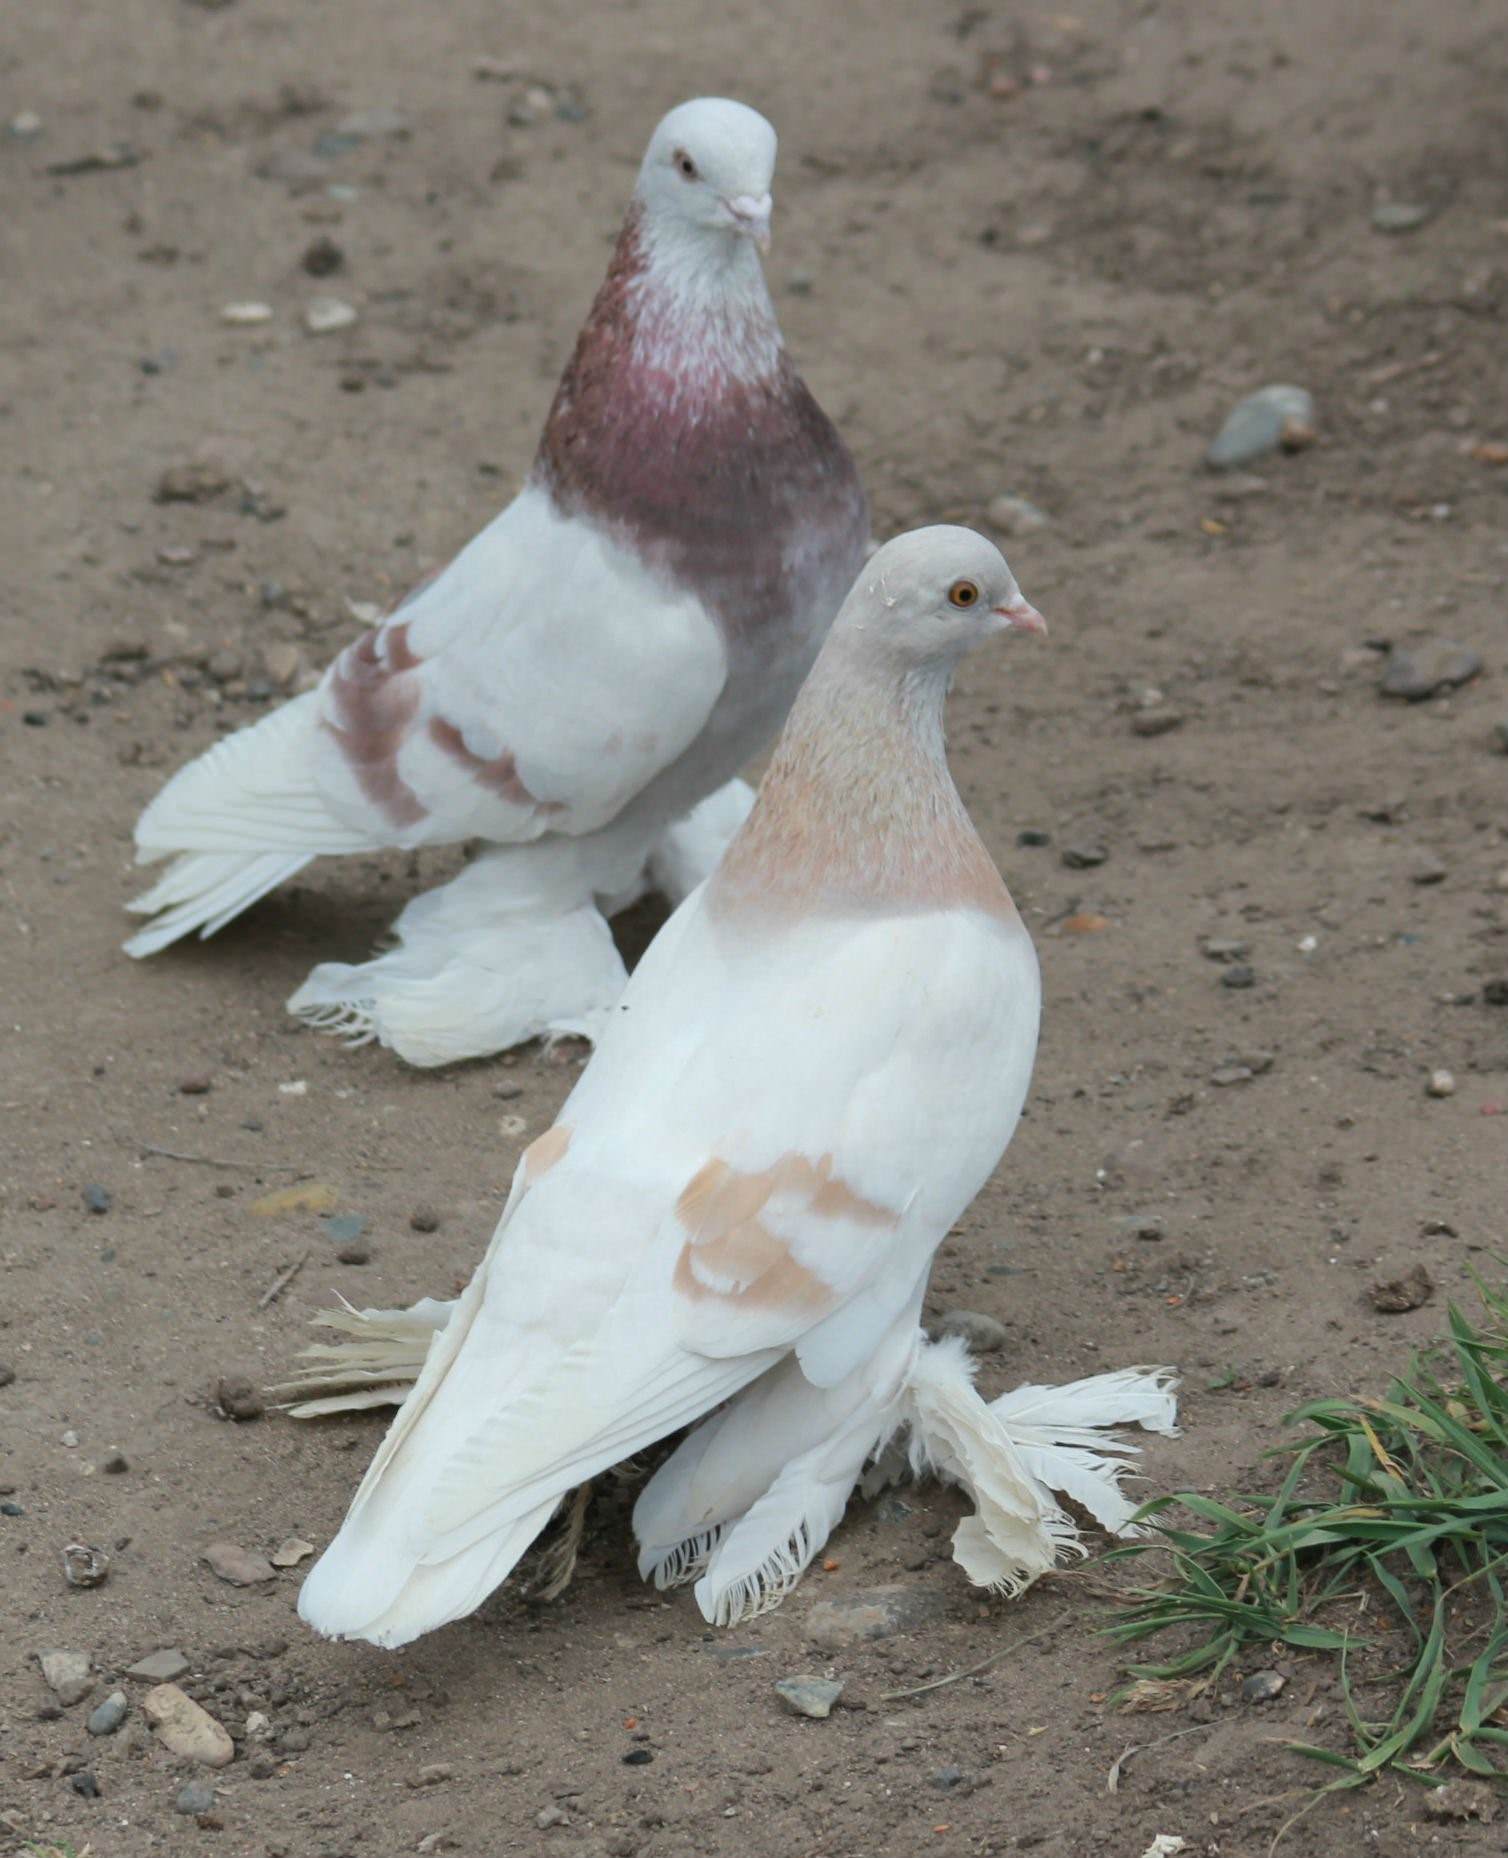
[523,1124,571,1183]
[673,1151,895,1314]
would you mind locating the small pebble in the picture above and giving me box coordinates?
[1426,1069,1456,1098]
[87,1691,129,1737]
[39,1649,94,1706]
[537,1806,569,1829]
[8,109,43,140]
[1201,937,1250,962]
[304,296,359,335]
[622,1747,654,1765]
[774,1676,845,1720]
[216,1374,265,1422]
[337,1241,372,1265]
[1210,1065,1254,1087]
[1379,640,1483,702]
[323,1212,368,1244]
[144,1685,234,1767]
[1241,1670,1287,1704]
[1061,844,1108,870]
[1131,708,1184,738]
[279,1725,311,1752]
[62,1541,111,1588]
[301,234,345,276]
[126,1648,190,1682]
[409,1204,441,1233]
[70,1771,101,1799]
[409,1763,453,1787]
[1120,1214,1164,1242]
[1221,965,1256,990]
[1017,828,1051,847]
[100,1450,129,1475]
[986,493,1051,536]
[203,1540,277,1586]
[934,1309,1007,1353]
[83,1184,112,1214]
[1371,201,1432,233]
[178,1074,213,1095]
[270,1536,315,1568]
[1369,1263,1434,1314]
[0,1363,14,1387]
[1207,385,1315,469]
[1410,851,1448,886]
[176,1780,217,1815]
[221,301,274,326]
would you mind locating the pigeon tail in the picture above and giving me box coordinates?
[268,1296,456,1417]
[125,690,372,953]
[124,850,315,956]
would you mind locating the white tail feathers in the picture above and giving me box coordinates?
[278,1297,1178,1629]
[125,692,372,953]
[267,1296,456,1417]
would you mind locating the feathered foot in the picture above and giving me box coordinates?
[887,1338,1179,1596]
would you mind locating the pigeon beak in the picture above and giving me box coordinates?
[719,193,773,253]
[993,597,1048,637]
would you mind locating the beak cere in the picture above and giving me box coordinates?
[721,192,773,252]
[994,598,1048,637]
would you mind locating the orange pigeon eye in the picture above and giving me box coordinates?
[947,579,980,609]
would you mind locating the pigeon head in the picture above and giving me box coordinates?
[636,99,777,254]
[837,526,1046,672]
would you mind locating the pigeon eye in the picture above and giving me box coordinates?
[674,149,699,181]
[947,579,980,609]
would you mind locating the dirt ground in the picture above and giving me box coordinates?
[4,0,1508,1853]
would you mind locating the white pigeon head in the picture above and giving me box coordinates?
[636,98,778,253]
[842,526,1046,669]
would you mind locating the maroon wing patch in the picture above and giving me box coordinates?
[321,621,428,829]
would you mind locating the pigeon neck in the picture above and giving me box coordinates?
[630,204,781,381]
[709,640,1015,924]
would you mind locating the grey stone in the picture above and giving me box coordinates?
[1241,1669,1287,1703]
[1061,843,1108,870]
[203,1540,276,1586]
[1220,965,1256,990]
[1379,640,1483,701]
[774,1676,845,1719]
[176,1780,217,1815]
[38,1650,94,1706]
[126,1647,189,1682]
[1371,201,1432,233]
[87,1690,129,1736]
[336,107,410,140]
[1131,707,1184,738]
[986,493,1051,536]
[805,1584,947,1650]
[934,1309,1007,1353]
[1206,385,1315,469]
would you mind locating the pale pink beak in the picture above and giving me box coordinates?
[720,192,773,253]
[995,597,1047,636]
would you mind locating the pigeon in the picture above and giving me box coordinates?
[292,526,1177,1647]
[125,97,869,1067]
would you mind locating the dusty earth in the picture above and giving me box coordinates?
[4,0,1508,1853]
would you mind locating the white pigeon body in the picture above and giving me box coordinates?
[125,98,868,1066]
[298,527,1053,1646]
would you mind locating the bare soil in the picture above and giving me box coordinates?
[3,2,1507,1854]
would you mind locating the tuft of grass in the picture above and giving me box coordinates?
[1105,1270,1508,1803]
